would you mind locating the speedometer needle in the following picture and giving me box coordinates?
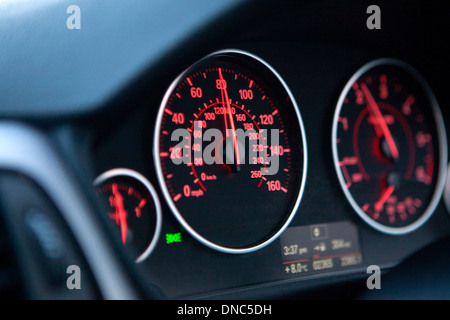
[360,82,399,160]
[219,68,241,169]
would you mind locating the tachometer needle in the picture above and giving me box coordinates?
[374,185,395,212]
[219,68,241,169]
[360,82,399,160]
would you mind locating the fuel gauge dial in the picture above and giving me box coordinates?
[94,168,162,263]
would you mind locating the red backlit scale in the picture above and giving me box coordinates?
[106,182,147,243]
[94,168,162,263]
[154,50,308,253]
[332,58,447,234]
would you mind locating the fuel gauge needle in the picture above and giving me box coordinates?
[112,183,128,244]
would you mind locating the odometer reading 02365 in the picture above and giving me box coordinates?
[332,59,447,234]
[154,50,307,253]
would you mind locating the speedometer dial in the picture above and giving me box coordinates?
[154,49,307,253]
[332,58,447,234]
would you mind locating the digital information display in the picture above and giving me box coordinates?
[280,221,363,277]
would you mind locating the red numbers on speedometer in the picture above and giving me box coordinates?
[154,50,307,253]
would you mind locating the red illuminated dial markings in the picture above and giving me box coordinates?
[360,82,399,160]
[101,182,154,245]
[167,66,290,199]
[155,50,307,253]
[218,68,240,167]
[351,101,417,181]
[333,59,447,234]
[374,185,395,212]
[94,169,162,263]
[187,100,269,193]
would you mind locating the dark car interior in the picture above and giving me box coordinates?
[0,0,449,300]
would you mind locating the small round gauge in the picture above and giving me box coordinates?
[94,168,162,263]
[445,164,450,214]
[154,49,307,253]
[332,58,448,234]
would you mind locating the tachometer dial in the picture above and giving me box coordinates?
[332,58,447,234]
[154,49,307,253]
[94,168,162,262]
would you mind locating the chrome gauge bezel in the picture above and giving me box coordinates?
[332,58,448,235]
[94,168,163,263]
[153,49,308,254]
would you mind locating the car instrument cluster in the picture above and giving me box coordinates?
[94,48,449,299]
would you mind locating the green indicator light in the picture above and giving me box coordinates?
[166,232,182,244]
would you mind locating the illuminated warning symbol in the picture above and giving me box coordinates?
[310,225,328,240]
[166,232,182,244]
[313,228,320,238]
